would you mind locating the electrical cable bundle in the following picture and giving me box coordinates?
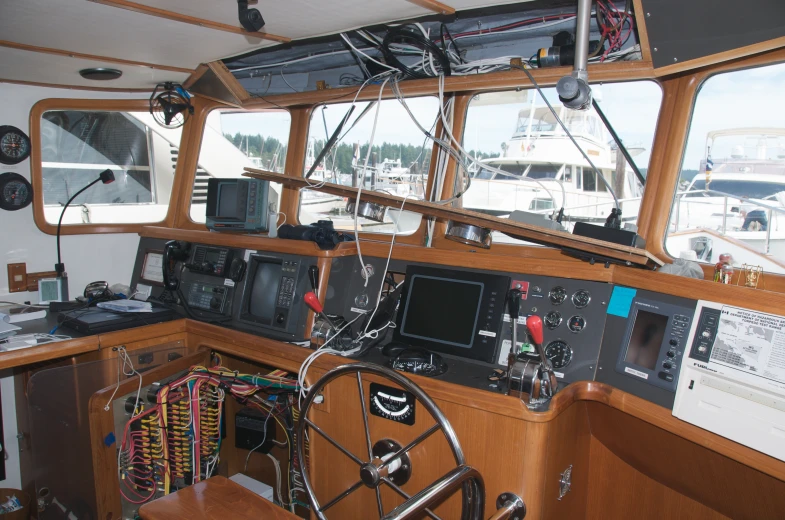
[116,362,299,506]
[593,0,634,61]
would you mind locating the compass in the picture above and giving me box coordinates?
[369,382,416,425]
[0,172,33,211]
[0,126,31,165]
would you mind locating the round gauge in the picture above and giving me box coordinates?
[545,340,573,369]
[567,315,587,333]
[0,172,33,211]
[544,310,563,329]
[0,126,31,165]
[572,289,591,308]
[549,286,567,305]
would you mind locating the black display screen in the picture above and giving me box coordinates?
[248,261,282,323]
[624,310,668,370]
[399,275,483,348]
[217,183,238,218]
[204,249,222,264]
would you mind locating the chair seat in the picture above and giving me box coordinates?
[138,475,300,520]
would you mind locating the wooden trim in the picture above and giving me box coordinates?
[241,61,656,109]
[206,61,251,104]
[0,336,98,370]
[183,64,210,90]
[87,0,291,43]
[0,39,194,74]
[29,98,181,236]
[653,35,785,77]
[1,78,151,93]
[403,0,455,15]
[244,169,663,268]
[282,107,311,225]
[630,0,653,62]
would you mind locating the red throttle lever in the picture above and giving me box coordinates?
[526,315,543,346]
[304,291,338,330]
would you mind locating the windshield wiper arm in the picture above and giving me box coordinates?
[591,98,646,186]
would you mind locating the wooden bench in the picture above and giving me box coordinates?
[138,476,300,520]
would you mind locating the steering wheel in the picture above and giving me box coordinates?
[297,362,485,520]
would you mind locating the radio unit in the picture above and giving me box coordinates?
[206,178,278,232]
[182,281,230,313]
[185,245,232,277]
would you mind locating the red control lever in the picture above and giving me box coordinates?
[526,315,543,345]
[304,291,324,313]
[304,291,337,330]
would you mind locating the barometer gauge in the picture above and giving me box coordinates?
[0,172,32,211]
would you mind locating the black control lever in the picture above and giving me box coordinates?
[507,289,522,357]
[308,265,319,293]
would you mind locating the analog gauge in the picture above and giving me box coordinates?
[0,126,31,165]
[549,286,567,305]
[545,340,573,369]
[568,315,587,333]
[572,289,591,308]
[544,310,562,329]
[0,172,33,211]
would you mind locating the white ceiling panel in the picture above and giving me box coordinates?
[0,47,190,89]
[0,0,278,70]
[129,0,432,40]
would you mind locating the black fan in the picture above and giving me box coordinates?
[149,82,193,129]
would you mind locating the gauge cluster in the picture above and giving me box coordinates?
[499,278,612,385]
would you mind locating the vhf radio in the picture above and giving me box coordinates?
[185,245,232,277]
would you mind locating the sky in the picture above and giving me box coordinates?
[208,61,785,174]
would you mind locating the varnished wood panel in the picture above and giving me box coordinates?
[138,476,299,520]
[587,401,785,520]
[244,169,663,268]
[0,336,98,370]
[586,436,728,520]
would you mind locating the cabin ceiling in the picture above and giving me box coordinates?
[0,0,542,91]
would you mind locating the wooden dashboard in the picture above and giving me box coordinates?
[8,227,785,520]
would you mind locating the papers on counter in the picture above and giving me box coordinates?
[97,300,153,313]
[0,321,20,340]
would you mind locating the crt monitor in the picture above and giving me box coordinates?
[393,265,510,363]
[205,178,278,232]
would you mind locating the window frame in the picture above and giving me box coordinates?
[30,97,185,236]
[183,104,294,228]
[434,79,664,251]
[294,96,442,245]
[647,52,785,266]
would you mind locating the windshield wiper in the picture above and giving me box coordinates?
[591,98,646,186]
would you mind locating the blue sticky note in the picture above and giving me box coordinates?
[608,286,637,318]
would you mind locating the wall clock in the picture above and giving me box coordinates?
[0,126,31,165]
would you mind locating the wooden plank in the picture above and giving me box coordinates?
[206,61,250,103]
[403,0,455,15]
[183,63,210,89]
[0,336,98,370]
[87,0,291,43]
[0,39,194,74]
[138,476,300,520]
[243,168,663,268]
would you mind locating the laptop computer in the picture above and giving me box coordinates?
[58,305,176,334]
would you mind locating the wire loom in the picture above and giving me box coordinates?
[116,360,300,508]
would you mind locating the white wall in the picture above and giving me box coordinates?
[0,82,150,488]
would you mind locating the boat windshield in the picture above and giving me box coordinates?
[686,179,785,199]
[475,163,561,180]
[515,110,604,142]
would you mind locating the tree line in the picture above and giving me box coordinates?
[225,133,288,171]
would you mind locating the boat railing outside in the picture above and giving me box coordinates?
[673,189,785,254]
